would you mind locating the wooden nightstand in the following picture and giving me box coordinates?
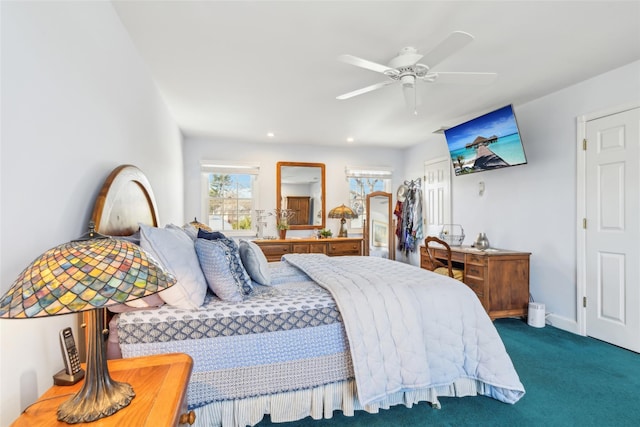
[12,353,194,427]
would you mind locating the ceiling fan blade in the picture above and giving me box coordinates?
[338,54,393,74]
[336,80,396,100]
[420,31,474,69]
[428,72,497,85]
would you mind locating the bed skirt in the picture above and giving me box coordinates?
[192,377,485,427]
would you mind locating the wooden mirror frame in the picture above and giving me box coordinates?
[276,161,326,230]
[363,191,395,260]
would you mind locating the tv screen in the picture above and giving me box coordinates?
[444,105,527,176]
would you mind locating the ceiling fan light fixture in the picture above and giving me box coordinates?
[400,74,415,88]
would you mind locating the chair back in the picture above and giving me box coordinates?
[424,236,456,278]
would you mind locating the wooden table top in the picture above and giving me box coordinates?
[12,353,193,427]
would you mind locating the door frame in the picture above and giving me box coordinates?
[576,102,640,336]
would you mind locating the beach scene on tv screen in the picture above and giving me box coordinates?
[445,105,527,176]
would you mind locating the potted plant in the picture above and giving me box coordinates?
[271,208,294,240]
[277,222,290,240]
[318,228,332,239]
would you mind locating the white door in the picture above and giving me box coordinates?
[585,107,640,352]
[423,159,452,237]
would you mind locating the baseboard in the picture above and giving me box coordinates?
[545,313,580,335]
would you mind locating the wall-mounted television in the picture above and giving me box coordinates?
[444,104,527,176]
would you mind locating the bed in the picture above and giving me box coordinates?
[94,164,525,427]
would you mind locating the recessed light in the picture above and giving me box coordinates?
[346,137,354,143]
[267,132,275,138]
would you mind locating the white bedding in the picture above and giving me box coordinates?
[281,254,525,406]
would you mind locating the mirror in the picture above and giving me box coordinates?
[364,191,395,260]
[276,162,325,230]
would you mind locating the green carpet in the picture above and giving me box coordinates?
[257,318,640,426]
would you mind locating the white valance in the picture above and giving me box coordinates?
[201,161,260,175]
[344,166,393,179]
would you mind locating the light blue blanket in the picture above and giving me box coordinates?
[282,254,525,406]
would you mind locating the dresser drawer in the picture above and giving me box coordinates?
[292,244,310,253]
[464,276,485,297]
[465,263,485,279]
[466,254,487,266]
[258,244,290,262]
[328,241,361,256]
[309,243,327,254]
[420,253,431,270]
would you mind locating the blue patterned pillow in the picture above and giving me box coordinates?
[196,230,252,294]
[196,230,253,295]
[195,239,246,302]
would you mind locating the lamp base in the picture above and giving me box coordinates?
[56,308,135,423]
[338,218,348,238]
[57,380,134,423]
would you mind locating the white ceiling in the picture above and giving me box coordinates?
[112,1,640,148]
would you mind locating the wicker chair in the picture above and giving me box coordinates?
[423,236,464,281]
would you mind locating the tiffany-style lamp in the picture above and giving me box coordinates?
[0,223,175,423]
[328,204,358,237]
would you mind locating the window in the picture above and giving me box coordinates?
[346,167,393,230]
[201,162,259,234]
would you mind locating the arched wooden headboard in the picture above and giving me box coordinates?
[91,165,159,235]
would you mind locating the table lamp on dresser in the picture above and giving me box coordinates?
[0,222,176,423]
[328,204,358,237]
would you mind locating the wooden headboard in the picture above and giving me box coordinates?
[81,165,159,359]
[91,164,159,235]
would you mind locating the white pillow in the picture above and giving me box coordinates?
[139,223,208,309]
[195,238,245,302]
[239,239,271,286]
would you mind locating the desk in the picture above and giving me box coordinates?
[420,245,530,320]
[12,353,194,427]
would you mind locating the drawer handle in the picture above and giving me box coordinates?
[180,410,196,425]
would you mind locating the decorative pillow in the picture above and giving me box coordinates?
[197,228,227,241]
[239,239,271,286]
[195,239,246,302]
[197,230,252,295]
[139,223,208,309]
[179,223,198,241]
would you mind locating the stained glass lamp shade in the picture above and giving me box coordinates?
[0,224,176,423]
[328,204,358,237]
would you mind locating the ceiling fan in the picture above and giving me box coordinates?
[336,31,496,110]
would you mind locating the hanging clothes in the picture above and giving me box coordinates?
[396,179,423,256]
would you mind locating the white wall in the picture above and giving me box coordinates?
[0,2,183,425]
[404,60,640,330]
[183,139,404,238]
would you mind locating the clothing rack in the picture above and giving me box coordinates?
[403,177,422,188]
[395,177,423,256]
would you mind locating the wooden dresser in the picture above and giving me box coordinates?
[420,245,530,320]
[12,353,194,427]
[253,237,363,262]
